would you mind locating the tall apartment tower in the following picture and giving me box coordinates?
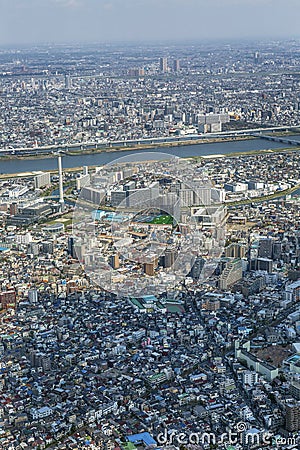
[65,74,72,89]
[173,59,180,72]
[110,254,120,269]
[144,263,155,276]
[160,57,168,73]
[254,52,260,64]
[286,403,300,432]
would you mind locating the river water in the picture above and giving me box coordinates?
[1,137,299,174]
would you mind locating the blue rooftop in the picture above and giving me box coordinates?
[126,432,156,446]
[142,295,158,301]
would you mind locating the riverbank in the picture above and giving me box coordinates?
[193,145,300,160]
[0,135,254,161]
[1,145,299,180]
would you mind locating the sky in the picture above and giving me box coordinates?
[0,0,299,46]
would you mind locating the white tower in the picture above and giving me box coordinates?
[57,154,64,209]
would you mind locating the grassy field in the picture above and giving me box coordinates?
[150,215,173,225]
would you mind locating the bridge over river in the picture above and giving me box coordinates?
[251,133,300,146]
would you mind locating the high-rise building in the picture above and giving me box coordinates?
[76,174,90,190]
[225,243,247,259]
[219,259,243,290]
[128,67,145,77]
[164,249,176,268]
[286,403,300,432]
[34,172,51,189]
[123,181,136,191]
[195,188,212,206]
[159,57,168,73]
[272,242,282,260]
[180,189,196,207]
[256,258,273,273]
[28,289,38,304]
[65,74,72,89]
[242,371,258,387]
[9,202,18,216]
[27,242,40,256]
[81,186,106,205]
[173,59,180,72]
[126,188,151,208]
[144,263,155,276]
[285,280,300,302]
[41,241,54,254]
[111,190,127,207]
[68,236,76,258]
[29,351,51,371]
[203,297,220,311]
[110,254,120,269]
[0,290,16,309]
[74,243,86,262]
[290,381,300,400]
[191,256,205,279]
[258,238,273,258]
[254,52,260,64]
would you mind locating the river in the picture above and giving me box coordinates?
[0,137,299,174]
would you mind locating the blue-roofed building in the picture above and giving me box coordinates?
[126,432,157,447]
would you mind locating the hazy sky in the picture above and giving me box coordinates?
[0,0,299,46]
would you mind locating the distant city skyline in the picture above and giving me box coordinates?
[0,0,299,46]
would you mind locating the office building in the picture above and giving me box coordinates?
[256,258,273,273]
[258,238,273,258]
[41,241,54,254]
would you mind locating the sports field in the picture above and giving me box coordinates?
[150,215,173,225]
[134,212,173,225]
